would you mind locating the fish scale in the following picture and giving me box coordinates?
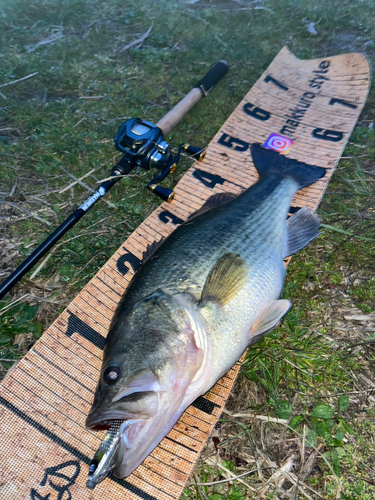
[126,176,296,303]
[86,144,326,483]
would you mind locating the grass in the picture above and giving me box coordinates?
[0,0,375,497]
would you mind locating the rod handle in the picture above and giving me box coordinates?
[194,60,228,94]
[156,61,228,137]
[156,88,201,137]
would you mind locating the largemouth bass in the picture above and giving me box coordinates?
[86,144,326,479]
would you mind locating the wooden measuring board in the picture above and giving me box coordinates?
[0,47,370,500]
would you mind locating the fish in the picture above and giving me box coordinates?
[85,143,326,480]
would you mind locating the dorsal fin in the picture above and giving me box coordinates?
[188,192,237,220]
[142,238,164,263]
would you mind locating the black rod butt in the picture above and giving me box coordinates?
[195,61,228,94]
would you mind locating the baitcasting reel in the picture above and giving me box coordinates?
[0,61,228,300]
[113,117,206,202]
[115,118,171,171]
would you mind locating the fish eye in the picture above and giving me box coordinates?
[104,366,120,385]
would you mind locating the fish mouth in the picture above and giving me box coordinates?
[86,403,184,478]
[87,411,148,477]
[86,411,141,431]
[86,390,160,431]
[86,411,147,460]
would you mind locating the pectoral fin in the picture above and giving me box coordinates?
[249,299,291,340]
[201,252,247,306]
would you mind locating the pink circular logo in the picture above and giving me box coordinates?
[264,133,294,153]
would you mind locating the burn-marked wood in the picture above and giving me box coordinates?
[0,47,370,499]
[158,210,184,226]
[66,311,106,350]
[190,396,220,415]
[116,248,142,276]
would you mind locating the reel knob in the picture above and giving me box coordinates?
[148,184,175,202]
[183,144,206,161]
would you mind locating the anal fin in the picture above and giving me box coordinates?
[285,207,320,257]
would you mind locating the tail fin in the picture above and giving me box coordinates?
[251,143,326,190]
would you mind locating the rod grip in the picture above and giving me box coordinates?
[156,61,228,137]
[156,88,202,137]
[194,61,228,93]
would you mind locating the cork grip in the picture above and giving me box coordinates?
[156,61,229,136]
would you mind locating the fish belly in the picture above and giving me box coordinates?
[203,249,286,389]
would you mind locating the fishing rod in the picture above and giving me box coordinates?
[0,61,228,301]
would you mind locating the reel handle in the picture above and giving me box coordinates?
[156,61,228,137]
[148,184,174,203]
